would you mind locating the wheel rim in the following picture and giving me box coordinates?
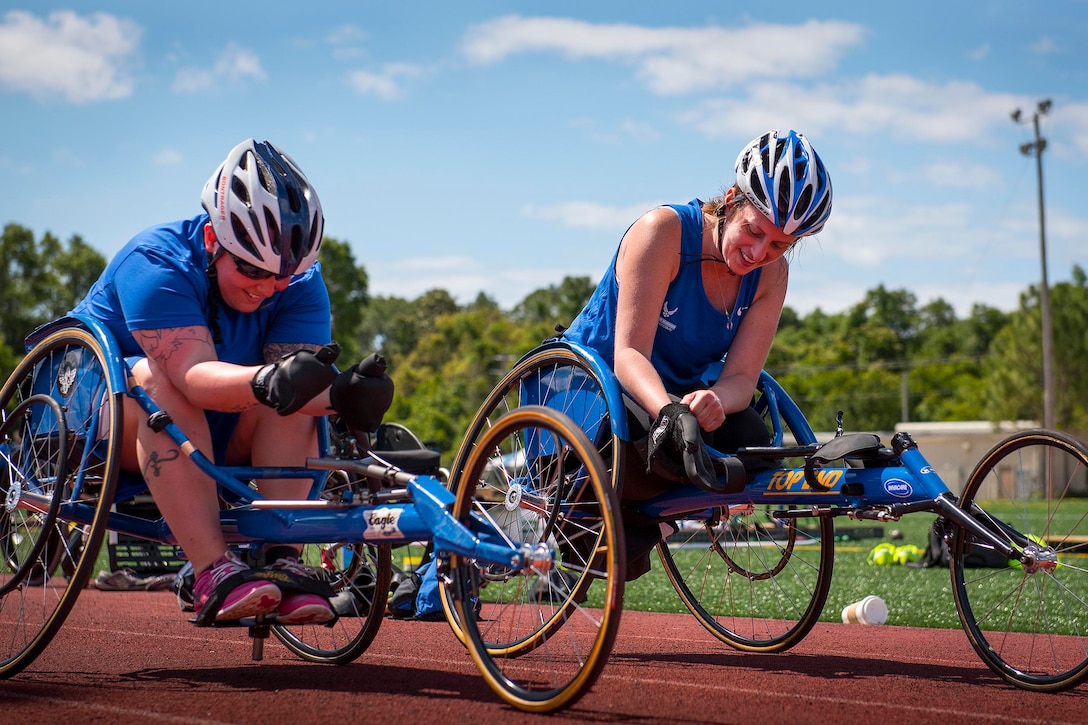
[952,429,1088,691]
[447,406,623,712]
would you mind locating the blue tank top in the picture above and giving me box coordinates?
[564,199,762,393]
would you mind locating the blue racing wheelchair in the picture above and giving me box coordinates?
[0,315,624,713]
[445,337,1088,693]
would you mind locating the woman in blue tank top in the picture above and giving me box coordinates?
[565,131,833,577]
[567,130,832,443]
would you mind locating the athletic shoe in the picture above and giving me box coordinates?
[267,557,335,625]
[193,551,281,622]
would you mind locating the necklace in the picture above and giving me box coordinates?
[706,215,739,323]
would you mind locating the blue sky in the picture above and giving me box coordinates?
[2,2,1086,317]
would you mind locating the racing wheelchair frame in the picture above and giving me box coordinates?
[446,338,1088,694]
[1,315,624,713]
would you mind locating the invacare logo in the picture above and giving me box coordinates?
[884,478,913,498]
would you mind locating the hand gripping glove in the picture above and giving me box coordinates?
[328,352,395,433]
[646,402,722,492]
[251,342,340,416]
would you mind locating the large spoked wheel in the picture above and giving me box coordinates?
[656,372,834,653]
[951,429,1088,692]
[272,540,391,664]
[271,468,392,665]
[442,345,620,643]
[658,503,834,652]
[445,406,624,713]
[0,326,123,678]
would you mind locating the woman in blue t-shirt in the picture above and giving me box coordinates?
[564,130,833,578]
[72,139,391,626]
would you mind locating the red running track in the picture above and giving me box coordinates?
[1,588,1085,724]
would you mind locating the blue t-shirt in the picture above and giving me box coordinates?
[72,213,332,364]
[564,199,761,393]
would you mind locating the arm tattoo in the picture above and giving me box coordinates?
[263,342,319,364]
[135,327,213,368]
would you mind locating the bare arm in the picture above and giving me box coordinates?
[134,328,330,414]
[612,208,682,417]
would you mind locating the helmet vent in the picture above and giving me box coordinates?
[308,215,322,254]
[776,178,791,222]
[747,169,767,205]
[231,176,251,207]
[231,214,260,258]
[254,155,276,194]
[771,138,786,170]
[794,185,813,220]
[809,194,831,227]
[289,225,304,264]
[286,184,302,213]
[264,208,281,255]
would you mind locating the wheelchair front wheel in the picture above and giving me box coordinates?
[442,345,620,643]
[446,406,623,713]
[952,429,1088,692]
[272,541,391,664]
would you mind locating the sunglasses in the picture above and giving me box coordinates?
[226,251,290,281]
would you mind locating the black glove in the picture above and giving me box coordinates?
[329,352,395,433]
[251,343,340,415]
[646,402,721,492]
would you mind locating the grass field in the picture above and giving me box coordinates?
[620,510,963,629]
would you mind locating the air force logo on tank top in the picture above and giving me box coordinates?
[659,300,679,332]
[659,297,752,334]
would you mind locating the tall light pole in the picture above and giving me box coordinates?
[1011,99,1056,431]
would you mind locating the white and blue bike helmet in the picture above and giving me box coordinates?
[734,130,832,237]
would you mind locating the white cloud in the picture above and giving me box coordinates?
[326,23,368,60]
[522,201,661,231]
[456,16,1088,162]
[460,15,866,95]
[571,117,660,145]
[1029,36,1059,54]
[820,196,982,267]
[0,10,140,104]
[679,75,1025,143]
[921,162,1002,189]
[172,44,265,94]
[967,44,990,61]
[0,154,34,175]
[50,147,84,167]
[153,148,184,166]
[348,62,424,99]
[327,24,368,46]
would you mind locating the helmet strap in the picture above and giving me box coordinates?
[205,247,225,345]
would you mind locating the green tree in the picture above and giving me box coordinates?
[389,304,536,457]
[1,224,106,378]
[511,275,596,329]
[984,265,1088,432]
[358,288,461,366]
[319,236,369,363]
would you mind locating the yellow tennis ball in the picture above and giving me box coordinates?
[895,545,923,564]
[873,548,895,566]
